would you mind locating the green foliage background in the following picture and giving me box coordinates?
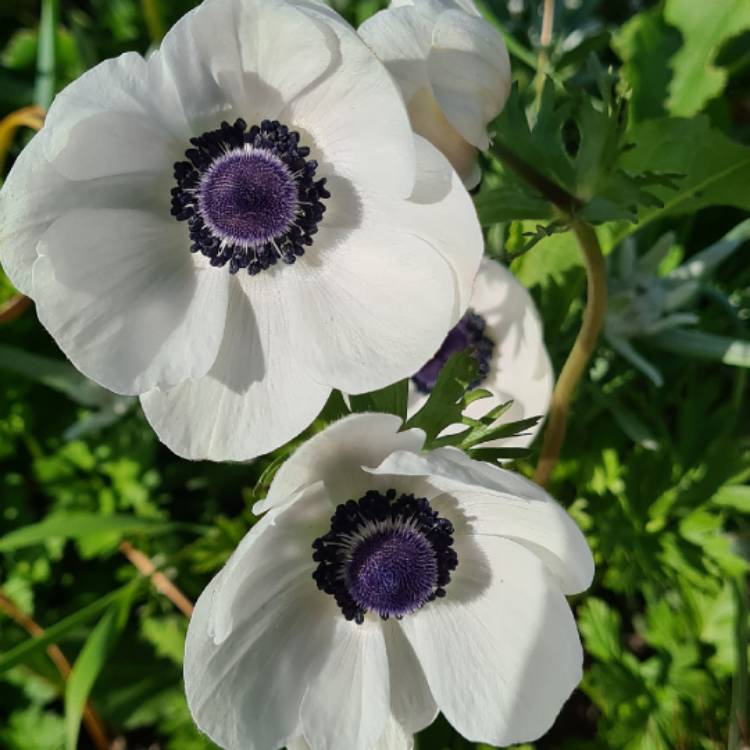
[0,1,749,749]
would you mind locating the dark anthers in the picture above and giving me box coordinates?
[312,489,458,625]
[171,118,330,276]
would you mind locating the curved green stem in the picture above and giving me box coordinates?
[533,221,607,487]
[490,142,608,487]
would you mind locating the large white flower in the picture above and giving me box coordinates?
[359,0,511,188]
[409,257,553,448]
[0,0,482,461]
[185,413,594,750]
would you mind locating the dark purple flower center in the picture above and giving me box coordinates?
[412,310,494,393]
[171,118,329,276]
[312,489,458,624]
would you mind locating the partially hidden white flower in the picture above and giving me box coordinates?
[185,413,594,750]
[359,0,511,188]
[0,0,482,461]
[409,257,553,448]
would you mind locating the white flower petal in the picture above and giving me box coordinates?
[358,5,432,102]
[210,481,331,644]
[286,4,416,198]
[359,135,483,314]
[278,224,459,394]
[159,0,337,132]
[368,447,594,594]
[186,580,335,750]
[406,258,553,447]
[255,413,425,515]
[31,208,229,395]
[185,484,335,750]
[289,715,412,750]
[400,535,583,746]
[384,620,438,733]
[406,88,480,187]
[43,52,182,181]
[140,275,330,461]
[0,130,162,295]
[300,618,390,750]
[428,9,511,149]
[463,259,553,448]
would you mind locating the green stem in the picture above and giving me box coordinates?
[490,143,607,487]
[141,0,166,43]
[533,221,607,486]
[729,573,749,750]
[34,0,59,109]
[534,0,555,107]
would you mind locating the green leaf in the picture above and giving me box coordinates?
[712,485,750,513]
[0,344,114,408]
[611,6,681,121]
[0,580,142,675]
[64,592,133,750]
[665,0,750,116]
[0,512,181,552]
[474,186,553,225]
[579,598,623,662]
[404,351,485,443]
[460,414,541,450]
[648,328,750,367]
[604,117,750,250]
[349,379,408,420]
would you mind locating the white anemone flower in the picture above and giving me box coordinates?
[185,413,594,750]
[359,0,511,188]
[409,258,553,448]
[0,0,482,461]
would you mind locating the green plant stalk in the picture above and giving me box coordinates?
[491,140,607,487]
[534,220,607,486]
[729,573,749,750]
[534,0,555,107]
[142,0,166,43]
[34,0,59,109]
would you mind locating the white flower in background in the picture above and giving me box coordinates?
[359,0,511,188]
[0,0,482,462]
[410,257,553,448]
[185,413,594,750]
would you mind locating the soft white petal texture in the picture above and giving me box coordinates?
[300,618,390,750]
[359,0,510,184]
[408,258,553,449]
[358,136,483,314]
[0,129,163,295]
[255,413,425,514]
[287,1,416,198]
[32,208,229,395]
[358,5,431,102]
[140,276,330,461]
[288,715,413,750]
[42,52,182,180]
[400,534,583,745]
[464,259,553,447]
[384,620,438,733]
[273,224,459,394]
[185,483,335,750]
[407,87,480,188]
[428,9,511,149]
[158,0,337,133]
[367,447,594,594]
